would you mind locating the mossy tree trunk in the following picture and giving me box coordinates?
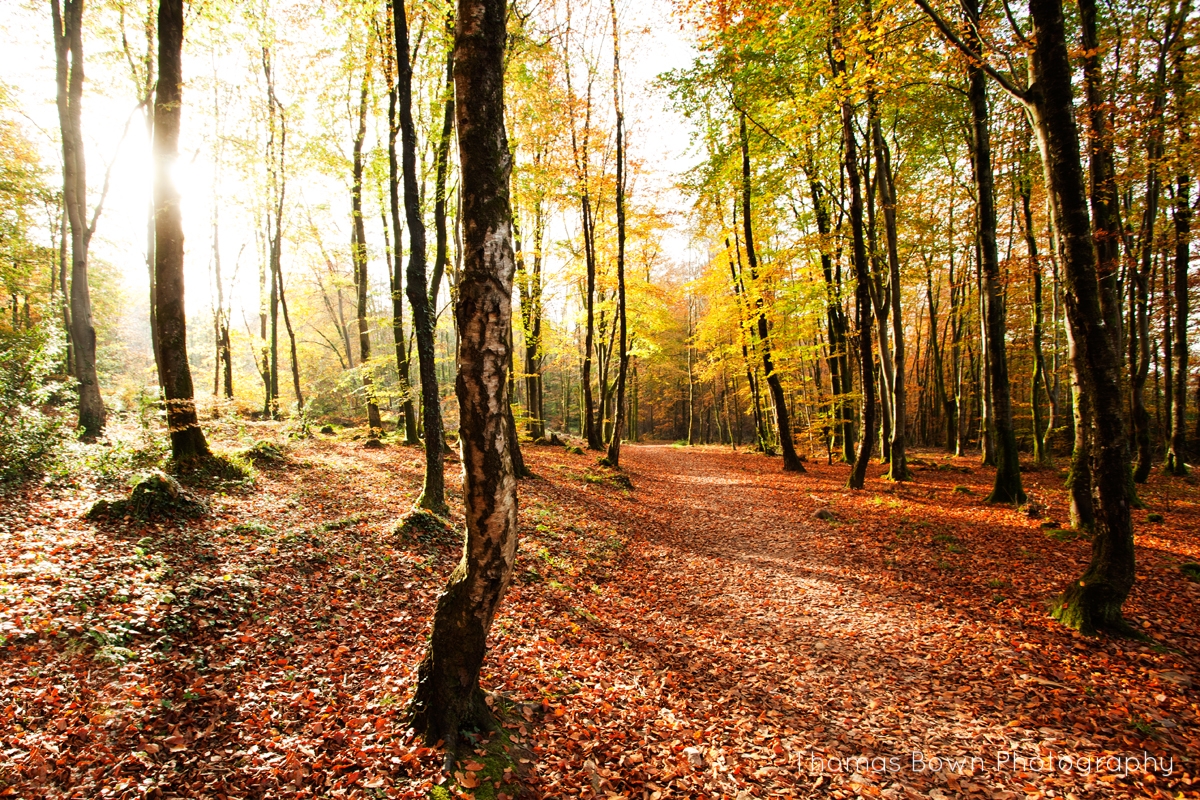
[408,0,519,750]
[1024,0,1135,634]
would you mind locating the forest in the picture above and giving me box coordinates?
[0,0,1198,795]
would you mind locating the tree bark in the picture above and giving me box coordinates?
[605,0,629,468]
[1166,6,1191,475]
[51,0,106,439]
[394,0,447,510]
[351,68,381,435]
[873,115,908,481]
[153,0,207,460]
[408,0,519,752]
[1023,0,1135,634]
[740,114,803,472]
[963,0,1024,503]
[383,4,419,444]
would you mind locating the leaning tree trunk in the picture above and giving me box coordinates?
[964,0,1024,504]
[1025,0,1135,634]
[394,0,447,512]
[154,0,207,460]
[408,0,519,753]
[740,114,803,472]
[51,0,106,439]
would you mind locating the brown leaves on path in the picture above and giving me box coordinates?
[0,432,1197,799]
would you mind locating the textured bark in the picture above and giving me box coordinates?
[873,116,908,481]
[1025,0,1135,634]
[740,115,803,472]
[808,177,854,463]
[51,0,105,439]
[382,6,419,444]
[963,0,1024,504]
[153,0,207,460]
[409,0,519,751]
[394,0,446,508]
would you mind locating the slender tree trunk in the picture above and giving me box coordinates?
[832,18,874,488]
[606,0,629,468]
[740,114,803,472]
[1019,156,1050,464]
[153,0,207,459]
[409,0,518,751]
[1131,30,1173,481]
[873,115,908,481]
[1023,0,1135,634]
[351,69,381,435]
[394,0,446,510]
[963,0,1024,502]
[1166,12,1191,474]
[51,0,105,439]
[383,5,419,443]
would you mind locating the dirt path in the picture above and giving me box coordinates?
[503,444,1198,800]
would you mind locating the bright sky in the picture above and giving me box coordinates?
[1,0,701,339]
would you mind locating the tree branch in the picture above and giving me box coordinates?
[912,0,1030,102]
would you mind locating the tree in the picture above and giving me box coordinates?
[408,0,519,751]
[50,0,105,439]
[393,0,448,512]
[604,0,628,468]
[154,0,208,460]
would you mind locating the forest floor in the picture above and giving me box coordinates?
[1,421,1198,799]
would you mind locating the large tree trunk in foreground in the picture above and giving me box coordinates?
[740,115,803,472]
[154,0,207,460]
[394,0,447,511]
[52,0,105,439]
[1026,0,1134,634]
[408,0,519,752]
[964,0,1024,504]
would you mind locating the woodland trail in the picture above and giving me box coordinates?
[1,433,1195,799]
[504,443,1199,799]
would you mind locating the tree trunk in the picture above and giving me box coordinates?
[963,0,1024,503]
[383,4,419,444]
[351,69,381,435]
[740,114,802,472]
[153,0,207,460]
[408,0,519,752]
[833,25,874,489]
[1166,11,1191,475]
[394,0,447,510]
[873,115,908,481]
[51,0,106,439]
[605,0,629,468]
[1025,0,1135,634]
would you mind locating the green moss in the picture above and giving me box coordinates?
[393,510,458,548]
[1146,512,1164,523]
[1181,563,1200,582]
[1044,528,1085,543]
